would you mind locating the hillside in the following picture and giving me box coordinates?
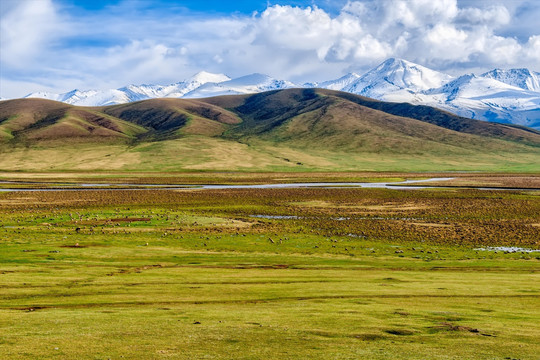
[0,99,146,142]
[1,89,539,172]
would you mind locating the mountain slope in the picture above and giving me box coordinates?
[0,98,146,142]
[184,73,296,98]
[420,74,540,128]
[482,68,540,92]
[343,58,453,101]
[4,89,540,148]
[204,88,540,150]
[102,98,241,140]
[325,89,540,146]
[315,73,361,91]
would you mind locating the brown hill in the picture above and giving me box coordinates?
[0,98,145,142]
[101,98,241,140]
[1,89,539,158]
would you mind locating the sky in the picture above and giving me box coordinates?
[1,0,539,98]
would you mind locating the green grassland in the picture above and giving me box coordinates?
[1,185,539,359]
[1,136,539,172]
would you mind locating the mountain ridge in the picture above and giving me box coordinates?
[10,59,540,129]
[3,88,539,147]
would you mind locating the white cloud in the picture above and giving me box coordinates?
[257,5,334,51]
[458,5,511,27]
[0,0,65,68]
[524,35,540,62]
[483,36,522,65]
[1,0,539,98]
[424,24,469,61]
[255,5,392,63]
[383,0,458,28]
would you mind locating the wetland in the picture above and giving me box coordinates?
[0,172,539,359]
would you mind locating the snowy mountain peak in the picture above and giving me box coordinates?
[228,73,272,84]
[342,58,453,102]
[319,73,361,91]
[376,57,414,70]
[188,71,231,84]
[25,89,98,104]
[439,73,477,88]
[482,68,540,92]
[25,91,58,100]
[371,58,453,91]
[429,73,481,101]
[183,73,296,99]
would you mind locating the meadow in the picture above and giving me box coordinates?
[0,173,539,359]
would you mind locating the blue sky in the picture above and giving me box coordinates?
[64,1,349,14]
[1,0,539,98]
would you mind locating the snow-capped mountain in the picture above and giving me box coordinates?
[421,74,540,127]
[482,68,540,92]
[20,59,540,129]
[115,72,232,102]
[327,59,539,129]
[184,73,295,98]
[24,71,232,107]
[342,58,454,102]
[23,71,295,106]
[315,72,361,91]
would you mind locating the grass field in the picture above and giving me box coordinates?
[1,136,540,172]
[1,175,539,359]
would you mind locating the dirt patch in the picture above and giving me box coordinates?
[292,200,334,208]
[99,227,156,233]
[394,311,410,316]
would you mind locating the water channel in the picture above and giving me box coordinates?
[0,177,452,192]
[0,177,538,192]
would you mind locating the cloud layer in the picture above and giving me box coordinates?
[1,0,539,98]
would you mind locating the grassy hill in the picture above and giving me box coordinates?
[1,89,539,172]
[0,99,146,142]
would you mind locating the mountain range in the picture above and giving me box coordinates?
[15,58,540,130]
[1,88,539,172]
